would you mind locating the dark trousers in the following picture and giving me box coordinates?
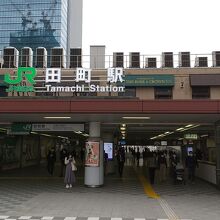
[47,161,55,175]
[149,167,156,184]
[188,167,195,182]
[137,158,140,167]
[60,162,65,177]
[118,162,124,177]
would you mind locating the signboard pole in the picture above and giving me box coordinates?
[84,122,104,187]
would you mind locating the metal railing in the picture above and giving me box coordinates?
[1,51,220,69]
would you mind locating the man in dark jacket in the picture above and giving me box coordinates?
[47,147,56,175]
[185,151,198,183]
[59,145,67,177]
[117,147,125,177]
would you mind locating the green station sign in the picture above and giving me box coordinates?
[10,123,32,135]
[0,75,7,86]
[122,75,174,87]
[4,67,36,92]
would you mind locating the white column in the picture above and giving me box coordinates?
[84,122,104,187]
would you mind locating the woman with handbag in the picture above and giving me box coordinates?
[64,153,76,189]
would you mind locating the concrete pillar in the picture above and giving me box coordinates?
[215,123,220,188]
[84,122,104,187]
[102,133,116,174]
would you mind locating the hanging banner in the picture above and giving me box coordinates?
[85,141,100,167]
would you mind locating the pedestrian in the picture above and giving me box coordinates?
[147,152,157,184]
[158,151,167,182]
[170,152,178,183]
[80,147,85,163]
[185,151,198,183]
[64,153,76,188]
[59,144,67,177]
[136,148,140,167]
[47,147,56,175]
[104,150,108,176]
[117,147,125,177]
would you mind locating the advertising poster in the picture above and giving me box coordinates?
[85,141,100,167]
[104,142,113,160]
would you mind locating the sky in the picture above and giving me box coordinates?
[83,0,220,56]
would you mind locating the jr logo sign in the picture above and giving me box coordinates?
[4,67,36,92]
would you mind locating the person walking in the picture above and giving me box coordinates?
[117,147,125,177]
[64,153,76,188]
[147,152,158,185]
[158,151,167,182]
[136,148,141,167]
[185,151,198,183]
[47,147,56,175]
[59,145,67,177]
[170,152,178,183]
[104,150,108,176]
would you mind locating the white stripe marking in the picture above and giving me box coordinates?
[88,218,99,220]
[111,218,122,220]
[64,218,77,220]
[41,217,54,220]
[19,217,32,220]
[158,219,192,220]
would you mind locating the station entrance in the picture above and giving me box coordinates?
[0,109,218,188]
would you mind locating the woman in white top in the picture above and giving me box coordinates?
[64,153,76,188]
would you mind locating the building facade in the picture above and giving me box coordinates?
[1,51,220,187]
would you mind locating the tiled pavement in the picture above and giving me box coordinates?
[0,165,220,220]
[0,217,192,220]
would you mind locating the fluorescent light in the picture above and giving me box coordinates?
[31,132,38,135]
[75,131,82,134]
[158,134,165,137]
[200,134,208,138]
[120,127,126,131]
[44,117,71,119]
[176,127,185,131]
[58,136,68,139]
[122,116,151,119]
[185,124,194,128]
[164,131,170,134]
[83,133,89,137]
[121,124,126,127]
[180,124,200,132]
[0,128,7,131]
[41,133,51,137]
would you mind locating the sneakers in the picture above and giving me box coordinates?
[65,184,73,189]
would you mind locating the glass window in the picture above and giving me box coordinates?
[192,86,210,99]
[0,0,67,54]
[154,87,172,99]
[118,87,136,97]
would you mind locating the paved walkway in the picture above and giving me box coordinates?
[0,165,220,220]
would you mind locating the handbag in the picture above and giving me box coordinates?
[71,160,77,171]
